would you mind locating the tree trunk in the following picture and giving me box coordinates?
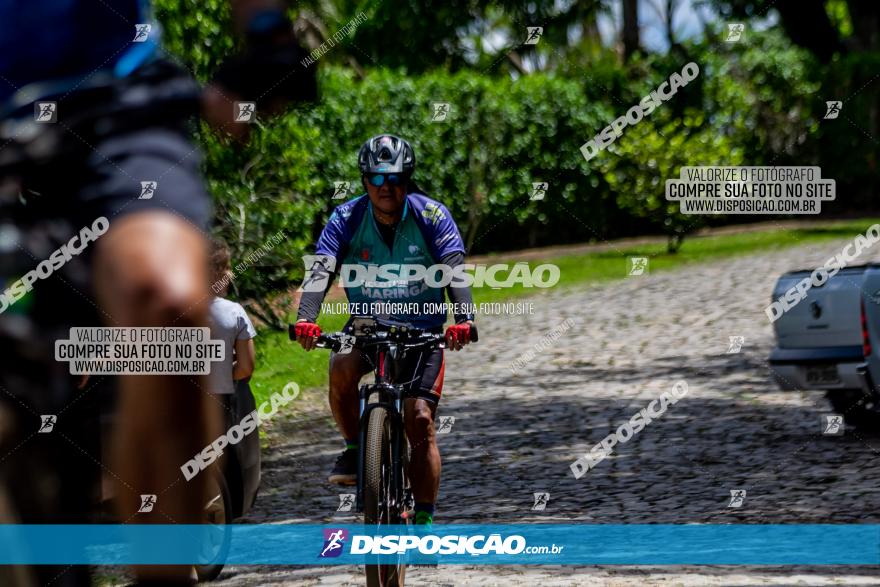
[665,0,676,47]
[622,0,639,60]
[666,232,683,254]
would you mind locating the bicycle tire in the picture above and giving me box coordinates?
[195,470,232,582]
[363,407,406,587]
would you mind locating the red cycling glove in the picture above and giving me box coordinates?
[444,323,472,346]
[294,322,321,339]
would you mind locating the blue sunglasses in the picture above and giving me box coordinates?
[367,173,405,187]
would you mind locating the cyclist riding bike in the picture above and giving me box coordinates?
[0,1,314,585]
[293,134,476,526]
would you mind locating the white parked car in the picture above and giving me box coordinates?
[769,264,879,425]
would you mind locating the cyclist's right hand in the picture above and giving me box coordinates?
[291,320,321,351]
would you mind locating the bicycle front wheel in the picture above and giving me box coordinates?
[363,406,406,587]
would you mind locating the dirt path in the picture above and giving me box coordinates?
[215,237,880,585]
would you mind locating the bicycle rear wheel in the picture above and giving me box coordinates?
[363,406,406,587]
[195,470,232,582]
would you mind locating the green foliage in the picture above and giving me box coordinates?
[153,0,236,80]
[592,29,820,251]
[825,0,854,38]
[600,111,743,251]
[195,39,824,318]
[151,1,844,321]
[820,51,880,207]
[200,67,618,324]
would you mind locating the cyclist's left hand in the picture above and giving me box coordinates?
[445,321,474,351]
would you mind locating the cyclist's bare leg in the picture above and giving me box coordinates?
[328,351,367,441]
[404,398,439,504]
[94,211,220,582]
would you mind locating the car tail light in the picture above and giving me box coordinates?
[862,298,872,357]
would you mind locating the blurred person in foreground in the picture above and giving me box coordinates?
[0,0,315,584]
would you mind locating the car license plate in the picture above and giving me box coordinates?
[805,365,841,386]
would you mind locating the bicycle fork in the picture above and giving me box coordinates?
[355,386,407,516]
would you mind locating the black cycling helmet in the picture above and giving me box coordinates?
[357,134,416,175]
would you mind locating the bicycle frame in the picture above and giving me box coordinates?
[299,317,474,521]
[355,344,410,515]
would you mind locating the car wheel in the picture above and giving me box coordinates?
[825,389,880,428]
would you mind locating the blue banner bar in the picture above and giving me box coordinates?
[0,524,877,565]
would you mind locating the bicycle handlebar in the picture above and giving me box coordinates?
[288,322,478,351]
[315,330,447,352]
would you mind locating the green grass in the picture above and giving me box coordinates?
[251,218,880,406]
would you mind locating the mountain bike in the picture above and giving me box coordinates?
[309,316,477,587]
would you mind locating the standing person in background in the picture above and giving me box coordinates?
[208,239,257,400]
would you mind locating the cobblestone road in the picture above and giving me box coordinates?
[216,238,880,586]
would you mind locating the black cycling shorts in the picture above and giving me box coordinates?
[335,346,446,404]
